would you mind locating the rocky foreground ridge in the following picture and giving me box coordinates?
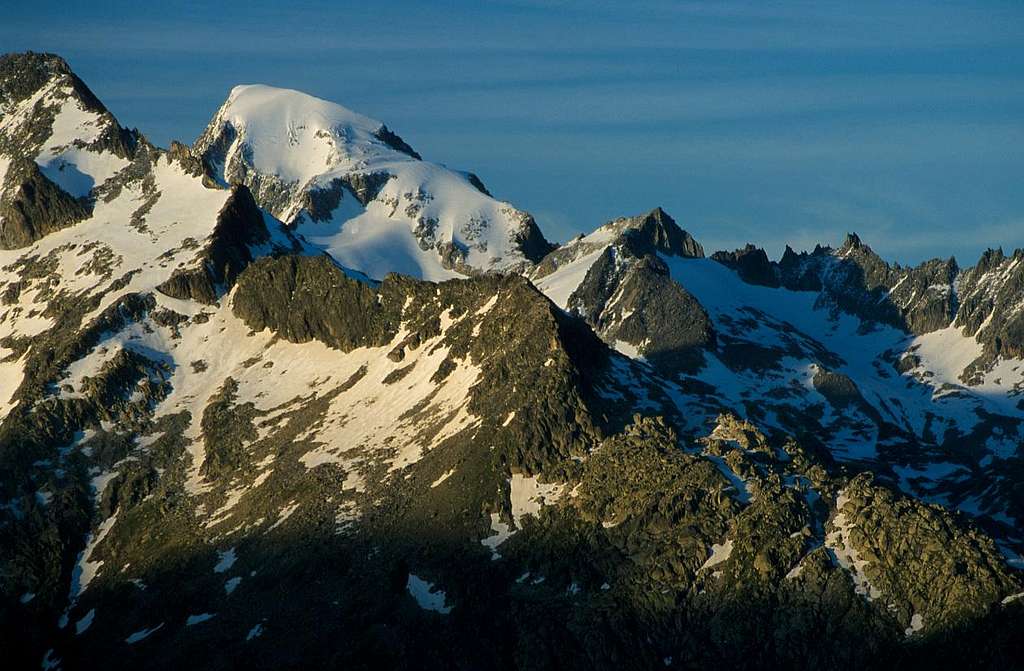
[0,52,1022,670]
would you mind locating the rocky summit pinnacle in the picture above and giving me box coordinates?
[599,206,704,258]
[842,231,863,250]
[0,52,74,103]
[0,52,1022,671]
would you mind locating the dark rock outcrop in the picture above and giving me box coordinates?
[514,213,557,264]
[563,208,714,374]
[232,254,399,350]
[156,185,270,304]
[573,251,714,374]
[811,367,863,408]
[373,124,421,160]
[464,172,492,196]
[888,256,959,334]
[0,52,79,106]
[618,207,704,258]
[712,244,779,287]
[728,234,959,336]
[955,247,1024,372]
[166,140,209,180]
[777,244,825,291]
[0,157,89,249]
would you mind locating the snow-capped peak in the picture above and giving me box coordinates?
[194,84,551,281]
[197,84,410,188]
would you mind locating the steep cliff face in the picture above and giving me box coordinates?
[955,248,1024,369]
[766,234,961,334]
[155,185,277,305]
[532,208,712,373]
[711,244,779,287]
[0,156,90,248]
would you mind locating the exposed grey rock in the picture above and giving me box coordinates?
[955,248,1024,373]
[0,157,89,248]
[373,124,421,160]
[888,256,959,334]
[464,171,492,196]
[730,234,958,336]
[613,207,704,258]
[510,212,555,264]
[571,249,714,374]
[156,185,271,304]
[712,244,779,287]
[812,367,863,407]
[166,140,208,180]
[232,254,399,350]
[537,207,712,373]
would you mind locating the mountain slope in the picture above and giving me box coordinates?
[534,209,1024,566]
[9,251,1021,671]
[0,52,1022,671]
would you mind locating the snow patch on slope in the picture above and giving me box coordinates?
[10,83,129,197]
[509,473,565,523]
[481,474,565,559]
[293,310,482,476]
[69,512,119,601]
[534,246,606,310]
[825,490,881,600]
[293,196,461,282]
[699,539,734,571]
[406,574,452,614]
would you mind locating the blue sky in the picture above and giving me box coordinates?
[5,1,1023,265]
